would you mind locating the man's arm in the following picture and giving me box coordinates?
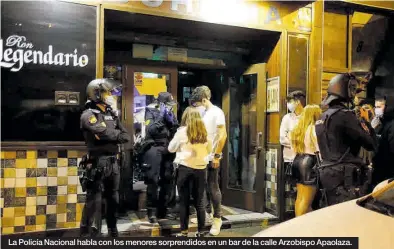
[279,115,291,147]
[116,119,131,143]
[214,124,227,155]
[81,111,121,142]
[342,111,378,152]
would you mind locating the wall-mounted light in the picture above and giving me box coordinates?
[55,91,80,105]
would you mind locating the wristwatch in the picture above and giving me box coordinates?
[214,153,222,159]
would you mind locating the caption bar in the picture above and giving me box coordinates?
[2,237,358,249]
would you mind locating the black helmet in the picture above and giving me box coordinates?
[86,78,122,103]
[322,73,360,106]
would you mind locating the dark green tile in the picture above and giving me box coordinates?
[1,169,3,178]
[48,195,57,205]
[77,194,86,203]
[4,159,15,168]
[47,187,57,195]
[27,187,36,197]
[58,150,67,158]
[25,216,36,225]
[46,222,56,229]
[36,168,47,177]
[1,159,4,168]
[38,150,47,158]
[14,197,26,207]
[66,212,76,222]
[14,226,25,233]
[66,203,76,213]
[16,150,27,159]
[36,205,46,215]
[68,158,77,167]
[3,188,15,207]
[46,214,57,223]
[48,159,57,167]
[26,168,37,177]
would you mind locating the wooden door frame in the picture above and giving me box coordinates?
[122,64,178,145]
[221,63,267,213]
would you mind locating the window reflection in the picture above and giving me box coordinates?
[228,74,257,192]
[1,1,96,141]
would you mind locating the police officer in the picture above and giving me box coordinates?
[80,79,131,237]
[143,92,178,223]
[315,73,378,207]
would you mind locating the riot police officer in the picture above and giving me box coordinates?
[315,73,377,207]
[142,92,178,223]
[79,79,131,237]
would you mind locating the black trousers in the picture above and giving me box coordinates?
[318,163,368,207]
[143,146,174,217]
[177,165,206,232]
[80,156,120,236]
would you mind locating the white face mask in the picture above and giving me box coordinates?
[287,102,296,113]
[104,95,117,110]
[375,107,384,117]
[196,106,206,117]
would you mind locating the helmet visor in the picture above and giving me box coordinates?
[110,86,122,97]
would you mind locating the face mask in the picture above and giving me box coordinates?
[197,106,206,117]
[375,108,384,117]
[104,96,116,109]
[287,102,296,113]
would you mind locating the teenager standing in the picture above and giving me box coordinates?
[190,86,227,236]
[168,107,212,237]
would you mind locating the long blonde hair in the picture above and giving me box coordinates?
[290,105,322,154]
[181,107,207,144]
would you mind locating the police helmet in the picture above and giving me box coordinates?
[86,78,122,103]
[322,73,360,106]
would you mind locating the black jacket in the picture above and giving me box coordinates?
[80,105,130,155]
[316,104,377,165]
[372,107,394,184]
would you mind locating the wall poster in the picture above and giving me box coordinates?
[267,76,280,113]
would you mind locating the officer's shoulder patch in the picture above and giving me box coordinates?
[89,115,97,124]
[315,120,324,125]
[101,122,106,127]
[145,119,150,125]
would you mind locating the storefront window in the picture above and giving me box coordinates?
[1,1,97,141]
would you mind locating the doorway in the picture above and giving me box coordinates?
[104,9,281,214]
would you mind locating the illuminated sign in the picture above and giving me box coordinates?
[0,35,89,72]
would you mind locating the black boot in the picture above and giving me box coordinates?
[147,208,158,223]
[108,228,119,237]
[80,226,90,237]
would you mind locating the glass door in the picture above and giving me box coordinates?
[222,63,267,212]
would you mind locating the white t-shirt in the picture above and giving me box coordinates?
[203,105,226,161]
[279,113,300,162]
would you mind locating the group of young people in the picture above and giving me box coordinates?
[167,85,227,237]
[280,73,392,218]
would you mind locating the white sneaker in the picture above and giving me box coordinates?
[191,212,213,224]
[209,217,222,236]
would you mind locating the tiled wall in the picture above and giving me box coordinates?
[265,148,278,216]
[1,149,86,235]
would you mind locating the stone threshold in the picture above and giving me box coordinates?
[2,212,279,237]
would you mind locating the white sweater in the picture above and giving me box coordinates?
[168,127,212,169]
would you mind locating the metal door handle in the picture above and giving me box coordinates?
[256,132,263,151]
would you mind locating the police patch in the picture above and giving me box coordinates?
[104,116,113,121]
[89,115,97,124]
[101,122,106,127]
[145,120,150,125]
[316,120,324,125]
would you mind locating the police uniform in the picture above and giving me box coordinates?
[142,92,178,222]
[79,79,130,237]
[315,74,377,207]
